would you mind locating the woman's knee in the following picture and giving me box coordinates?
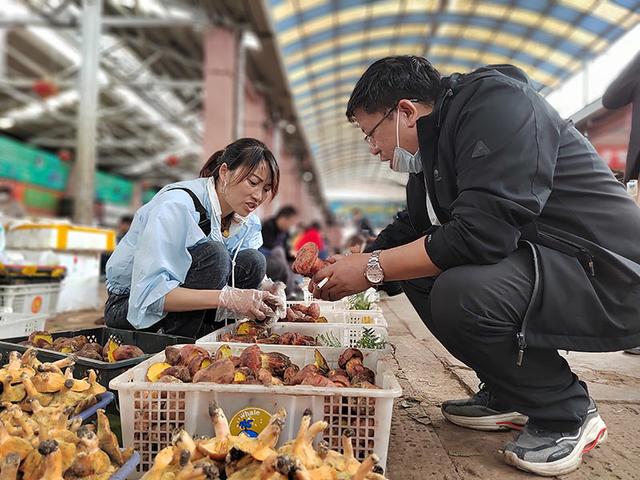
[234,249,267,288]
[186,240,231,288]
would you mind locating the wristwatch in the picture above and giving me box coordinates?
[364,250,385,286]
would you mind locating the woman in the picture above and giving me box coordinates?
[293,222,326,259]
[104,138,284,338]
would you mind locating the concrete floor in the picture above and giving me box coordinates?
[44,292,640,479]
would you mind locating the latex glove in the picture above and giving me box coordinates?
[218,286,278,321]
[259,278,287,323]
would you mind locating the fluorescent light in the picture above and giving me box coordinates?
[0,118,15,129]
[242,31,261,51]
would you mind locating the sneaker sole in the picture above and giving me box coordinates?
[442,410,528,431]
[503,414,608,477]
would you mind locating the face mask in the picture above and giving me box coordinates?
[391,107,423,174]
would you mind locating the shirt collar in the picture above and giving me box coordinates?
[206,177,249,227]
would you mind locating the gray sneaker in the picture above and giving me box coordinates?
[502,399,607,476]
[624,346,640,355]
[441,384,528,431]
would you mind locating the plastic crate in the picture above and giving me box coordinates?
[72,391,116,422]
[0,282,60,315]
[0,327,194,389]
[110,344,402,477]
[284,303,388,328]
[197,322,389,350]
[287,300,343,313]
[110,451,141,480]
[0,313,48,339]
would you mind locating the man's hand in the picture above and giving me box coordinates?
[309,253,371,301]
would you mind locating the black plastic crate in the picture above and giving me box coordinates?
[0,327,194,389]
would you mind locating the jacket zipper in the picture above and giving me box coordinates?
[516,241,541,367]
[436,89,453,128]
[538,231,596,277]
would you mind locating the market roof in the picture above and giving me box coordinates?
[267,0,640,200]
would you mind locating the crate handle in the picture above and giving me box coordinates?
[71,391,115,422]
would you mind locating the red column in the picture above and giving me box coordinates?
[202,27,237,159]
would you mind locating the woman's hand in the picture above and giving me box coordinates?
[259,278,287,322]
[218,286,279,320]
[309,253,371,301]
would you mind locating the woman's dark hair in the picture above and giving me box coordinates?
[200,138,280,196]
[346,55,442,122]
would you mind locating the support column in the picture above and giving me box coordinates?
[203,26,237,158]
[235,29,246,140]
[72,0,102,225]
[0,29,7,77]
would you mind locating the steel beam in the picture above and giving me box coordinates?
[72,0,102,225]
[0,16,208,29]
[234,29,246,140]
[0,77,202,89]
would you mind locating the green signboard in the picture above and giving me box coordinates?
[0,135,134,206]
[0,136,69,189]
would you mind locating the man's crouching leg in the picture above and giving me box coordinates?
[404,247,605,476]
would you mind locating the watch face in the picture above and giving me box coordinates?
[366,266,384,284]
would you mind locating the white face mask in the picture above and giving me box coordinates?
[391,107,423,174]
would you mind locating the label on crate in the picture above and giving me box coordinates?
[229,407,272,438]
[31,296,43,314]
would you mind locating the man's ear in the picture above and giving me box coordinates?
[398,99,419,128]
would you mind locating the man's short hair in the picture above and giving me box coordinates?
[119,215,134,225]
[276,205,298,219]
[346,55,442,122]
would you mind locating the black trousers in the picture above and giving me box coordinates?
[105,240,266,338]
[402,247,590,432]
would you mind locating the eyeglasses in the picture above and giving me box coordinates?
[362,99,419,147]
[363,105,396,147]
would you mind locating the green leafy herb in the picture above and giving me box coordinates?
[346,292,373,310]
[355,327,387,349]
[316,332,342,347]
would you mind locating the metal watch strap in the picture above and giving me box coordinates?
[366,250,384,286]
[368,250,382,268]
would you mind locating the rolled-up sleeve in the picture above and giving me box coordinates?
[426,80,560,270]
[127,200,204,329]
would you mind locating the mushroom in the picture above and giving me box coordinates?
[228,408,287,467]
[140,446,175,480]
[0,452,20,480]
[278,410,326,470]
[196,402,232,461]
[97,409,125,466]
[68,427,112,477]
[37,440,64,480]
[292,242,329,277]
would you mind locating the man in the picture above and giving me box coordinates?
[259,205,299,297]
[603,51,640,355]
[352,207,374,237]
[310,56,640,476]
[603,51,640,184]
[116,215,134,243]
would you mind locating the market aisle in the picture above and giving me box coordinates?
[382,293,640,479]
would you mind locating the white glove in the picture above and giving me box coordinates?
[218,286,278,321]
[259,278,287,324]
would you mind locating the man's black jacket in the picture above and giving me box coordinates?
[368,65,640,352]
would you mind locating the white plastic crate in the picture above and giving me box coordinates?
[0,313,48,339]
[0,282,60,315]
[197,322,389,350]
[285,302,388,327]
[287,299,343,313]
[110,344,401,477]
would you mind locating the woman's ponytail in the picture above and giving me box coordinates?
[199,149,225,178]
